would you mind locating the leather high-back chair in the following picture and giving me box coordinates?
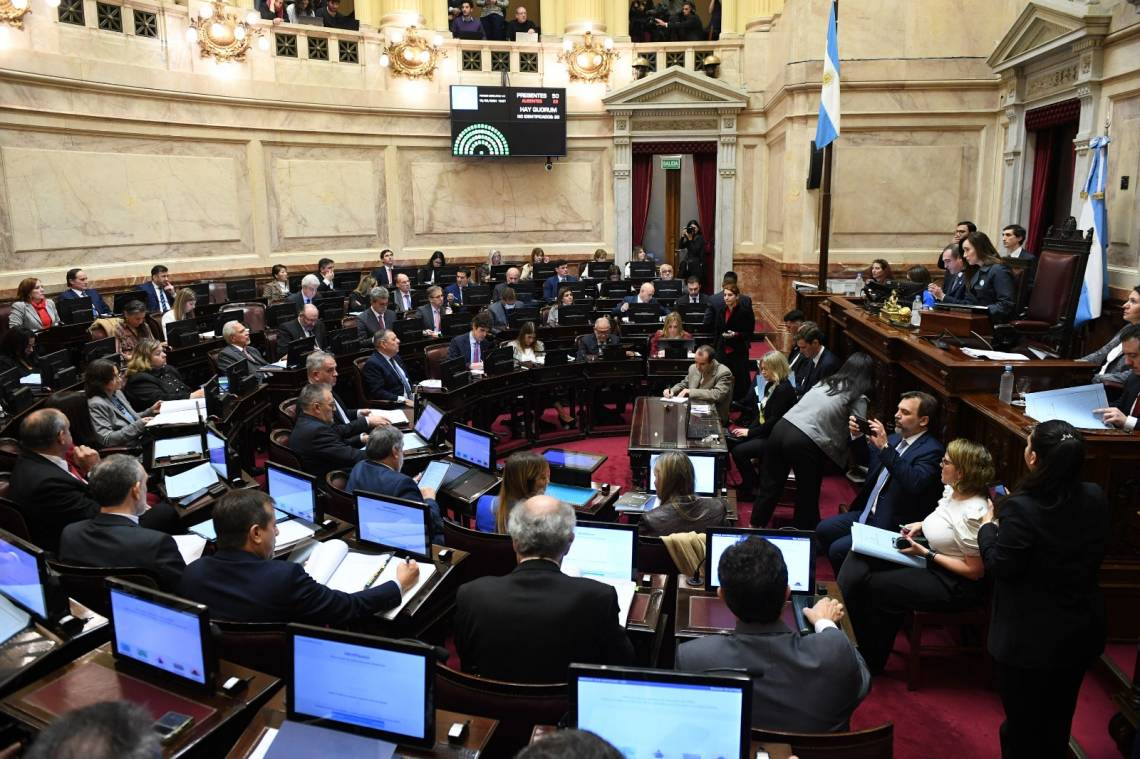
[211,621,289,678]
[441,519,517,582]
[231,303,267,334]
[42,391,98,448]
[0,497,31,541]
[268,428,303,470]
[424,343,451,381]
[45,559,160,617]
[209,282,229,305]
[323,470,357,522]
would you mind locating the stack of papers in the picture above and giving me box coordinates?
[1024,384,1112,429]
[371,409,408,425]
[146,398,206,427]
[961,347,1029,362]
[851,523,925,568]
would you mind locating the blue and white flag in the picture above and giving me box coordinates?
[1076,135,1110,326]
[815,1,840,149]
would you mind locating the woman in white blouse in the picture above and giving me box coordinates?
[837,438,993,673]
[507,321,574,428]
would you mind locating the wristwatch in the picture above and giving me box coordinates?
[926,548,939,562]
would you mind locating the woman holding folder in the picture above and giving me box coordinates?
[837,438,993,673]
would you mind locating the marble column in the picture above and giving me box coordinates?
[743,0,784,32]
[564,0,606,34]
[612,111,633,260]
[998,72,1027,228]
[539,0,563,39]
[378,0,425,32]
[608,0,628,39]
[714,110,738,283]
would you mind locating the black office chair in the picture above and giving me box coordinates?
[45,560,161,617]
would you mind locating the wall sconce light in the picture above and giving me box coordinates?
[701,53,721,78]
[186,0,267,62]
[632,55,651,80]
[559,29,618,82]
[378,25,446,80]
[0,0,40,30]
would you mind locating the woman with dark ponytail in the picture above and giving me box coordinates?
[978,420,1109,759]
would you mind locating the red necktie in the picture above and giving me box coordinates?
[434,310,441,331]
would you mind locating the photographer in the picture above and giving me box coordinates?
[678,219,706,284]
[629,0,652,42]
[655,1,704,41]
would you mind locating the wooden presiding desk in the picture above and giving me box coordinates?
[230,690,497,758]
[628,397,728,492]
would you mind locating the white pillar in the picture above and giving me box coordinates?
[714,110,738,282]
[613,110,633,259]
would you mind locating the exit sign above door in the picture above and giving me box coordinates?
[659,155,682,170]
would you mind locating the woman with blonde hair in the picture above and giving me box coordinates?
[476,451,551,533]
[640,451,727,537]
[349,274,377,312]
[123,338,201,411]
[729,350,797,500]
[477,249,502,284]
[838,438,993,673]
[649,311,692,356]
[160,287,197,339]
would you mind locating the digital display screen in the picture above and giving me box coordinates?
[292,633,428,741]
[206,430,226,480]
[450,85,567,157]
[576,676,744,758]
[543,450,604,470]
[0,536,46,618]
[110,588,207,685]
[649,453,717,495]
[544,483,596,506]
[707,532,813,592]
[561,525,634,583]
[268,465,315,523]
[414,403,443,441]
[357,495,430,559]
[418,460,450,494]
[454,426,492,470]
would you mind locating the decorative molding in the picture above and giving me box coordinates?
[613,169,630,178]
[718,168,736,177]
[1026,64,1078,99]
[1004,149,1022,166]
[635,118,718,131]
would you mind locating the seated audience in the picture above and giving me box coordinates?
[123,338,201,411]
[520,247,546,280]
[348,274,377,312]
[363,330,414,403]
[639,451,727,538]
[416,285,448,337]
[113,301,154,359]
[1094,323,1140,432]
[488,287,519,331]
[0,326,40,380]
[286,274,320,309]
[648,311,692,356]
[277,304,328,350]
[816,391,944,573]
[59,454,185,591]
[750,352,874,529]
[1000,223,1034,260]
[392,273,415,313]
[9,277,59,331]
[543,261,578,301]
[729,351,797,501]
[56,267,111,317]
[346,425,444,543]
[935,231,1016,323]
[712,283,755,402]
[216,320,269,376]
[978,421,1109,758]
[445,268,471,306]
[929,242,967,303]
[450,0,485,38]
[505,4,539,39]
[25,701,160,759]
[493,267,522,301]
[289,382,366,481]
[315,257,335,291]
[447,312,493,368]
[838,438,992,673]
[613,282,666,317]
[262,263,290,302]
[453,495,635,682]
[306,350,387,445]
[476,450,549,533]
[577,316,621,362]
[419,250,446,285]
[1080,285,1140,384]
[141,264,175,313]
[85,359,156,449]
[477,0,508,40]
[789,322,839,397]
[159,287,197,340]
[546,286,575,326]
[357,286,394,339]
[676,536,870,732]
[663,344,734,423]
[867,258,893,285]
[180,489,417,623]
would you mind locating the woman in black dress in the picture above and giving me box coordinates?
[123,338,202,411]
[714,283,754,402]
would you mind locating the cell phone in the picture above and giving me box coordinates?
[419,460,450,493]
[894,535,930,550]
[989,484,1008,499]
[153,711,194,744]
[853,415,873,436]
[217,375,230,393]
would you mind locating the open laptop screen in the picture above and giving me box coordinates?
[649,452,717,495]
[267,463,317,522]
[355,493,432,560]
[561,521,636,583]
[108,579,212,689]
[706,528,815,593]
[414,401,444,442]
[571,664,750,758]
[453,424,494,471]
[0,531,48,619]
[288,625,434,747]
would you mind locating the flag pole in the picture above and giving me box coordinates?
[817,0,838,289]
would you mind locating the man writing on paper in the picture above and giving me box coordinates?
[180,489,418,624]
[1094,323,1140,433]
[663,344,734,424]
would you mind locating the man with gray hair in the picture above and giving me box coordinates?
[363,329,415,404]
[346,425,444,543]
[664,343,734,423]
[60,454,186,591]
[288,382,366,481]
[453,495,634,682]
[286,273,321,309]
[306,350,387,446]
[278,303,328,350]
[217,320,268,376]
[357,286,394,339]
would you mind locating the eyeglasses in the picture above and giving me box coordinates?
[940,457,954,467]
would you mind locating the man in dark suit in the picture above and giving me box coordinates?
[415,286,447,338]
[285,274,320,310]
[216,320,269,377]
[487,289,519,332]
[1095,324,1140,433]
[444,268,471,307]
[345,425,444,544]
[180,489,417,623]
[931,243,967,302]
[453,495,634,682]
[277,304,328,351]
[612,282,667,317]
[306,350,387,446]
[363,330,415,403]
[1000,224,1035,261]
[140,264,176,313]
[676,536,870,732]
[315,258,336,292]
[289,383,367,481]
[356,287,395,340]
[56,268,111,317]
[447,312,493,368]
[816,392,945,573]
[576,317,621,362]
[542,261,578,301]
[492,267,522,302]
[680,276,709,307]
[9,410,176,552]
[59,455,185,591]
[371,249,397,287]
[789,323,840,397]
[392,274,416,314]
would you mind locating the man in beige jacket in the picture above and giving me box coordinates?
[664,344,735,423]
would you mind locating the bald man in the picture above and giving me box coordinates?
[613,281,667,316]
[278,303,328,350]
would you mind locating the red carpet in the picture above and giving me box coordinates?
[540,433,1124,759]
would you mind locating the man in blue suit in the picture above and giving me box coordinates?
[56,268,111,317]
[180,489,418,623]
[816,391,945,574]
[288,383,367,482]
[789,323,840,398]
[346,425,445,544]
[612,282,667,317]
[447,312,493,368]
[140,264,176,313]
[362,330,415,403]
[542,261,578,301]
[444,268,471,307]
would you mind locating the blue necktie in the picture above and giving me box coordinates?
[389,356,411,396]
[858,439,909,524]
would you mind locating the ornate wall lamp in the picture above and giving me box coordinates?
[185,0,268,63]
[0,0,39,29]
[559,28,618,82]
[378,25,446,80]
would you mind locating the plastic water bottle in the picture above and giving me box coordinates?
[910,295,923,326]
[998,365,1015,404]
[854,272,864,295]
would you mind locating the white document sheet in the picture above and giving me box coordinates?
[591,577,638,627]
[276,519,316,549]
[1024,384,1112,430]
[961,347,1031,362]
[326,551,390,594]
[153,435,203,460]
[172,534,207,565]
[371,409,409,425]
[160,398,207,414]
[146,409,203,428]
[0,595,31,646]
[164,462,219,498]
[19,374,40,386]
[851,523,926,568]
[377,559,437,620]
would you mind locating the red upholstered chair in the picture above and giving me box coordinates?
[208,282,229,305]
[268,428,303,470]
[424,343,451,381]
[750,722,893,759]
[323,470,356,522]
[0,497,31,541]
[45,560,161,617]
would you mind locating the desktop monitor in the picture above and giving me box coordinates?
[649,452,717,496]
[484,346,517,375]
[113,290,149,314]
[266,302,300,328]
[601,281,632,298]
[393,316,424,341]
[570,664,751,759]
[39,350,78,390]
[439,355,467,385]
[654,281,683,299]
[453,424,495,472]
[82,336,117,364]
[489,263,516,281]
[704,527,815,593]
[332,271,361,292]
[215,309,246,336]
[285,336,317,369]
[187,282,211,301]
[0,528,65,621]
[267,462,318,523]
[656,338,694,359]
[628,262,656,279]
[328,327,366,356]
[554,304,591,326]
[58,296,94,324]
[413,400,445,445]
[227,278,257,302]
[165,318,201,348]
[353,493,432,560]
[286,624,435,747]
[204,424,242,484]
[561,521,637,583]
[507,308,541,328]
[106,578,215,691]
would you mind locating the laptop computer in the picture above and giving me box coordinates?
[638,452,718,512]
[569,664,751,759]
[0,528,70,629]
[561,521,638,625]
[353,492,433,561]
[283,624,435,749]
[402,399,445,452]
[706,527,818,632]
[438,424,499,501]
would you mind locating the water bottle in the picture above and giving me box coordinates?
[854,272,864,295]
[910,295,923,327]
[998,365,1015,405]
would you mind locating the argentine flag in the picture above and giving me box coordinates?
[1075,136,1110,326]
[815,1,840,149]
